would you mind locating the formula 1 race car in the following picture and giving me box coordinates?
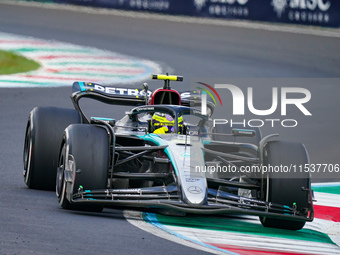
[23,74,314,230]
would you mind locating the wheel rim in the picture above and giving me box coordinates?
[23,127,33,184]
[56,143,66,202]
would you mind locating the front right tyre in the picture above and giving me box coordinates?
[56,124,109,212]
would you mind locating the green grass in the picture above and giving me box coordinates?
[0,49,41,75]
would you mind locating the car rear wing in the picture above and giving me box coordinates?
[71,81,215,123]
[72,81,149,105]
[71,81,150,123]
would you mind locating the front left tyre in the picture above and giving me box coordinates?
[260,141,311,230]
[23,107,81,190]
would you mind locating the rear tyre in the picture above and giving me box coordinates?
[56,124,109,212]
[23,107,81,190]
[260,141,311,230]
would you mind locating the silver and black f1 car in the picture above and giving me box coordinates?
[23,74,314,230]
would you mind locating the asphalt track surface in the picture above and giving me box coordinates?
[0,3,340,255]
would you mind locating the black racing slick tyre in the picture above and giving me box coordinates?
[260,141,311,231]
[23,107,81,190]
[56,124,109,212]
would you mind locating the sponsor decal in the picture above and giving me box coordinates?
[185,178,201,182]
[194,0,207,11]
[93,84,152,96]
[113,188,142,193]
[181,152,191,158]
[187,186,203,194]
[272,0,288,17]
[192,109,202,116]
[194,0,250,18]
[180,92,191,99]
[129,0,170,11]
[139,107,155,111]
[188,130,199,136]
[272,0,332,24]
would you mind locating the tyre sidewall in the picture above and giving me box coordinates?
[23,107,81,190]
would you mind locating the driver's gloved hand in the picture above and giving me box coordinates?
[153,126,168,134]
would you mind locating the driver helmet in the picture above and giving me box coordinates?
[151,112,183,133]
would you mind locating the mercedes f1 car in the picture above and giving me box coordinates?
[23,74,314,230]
